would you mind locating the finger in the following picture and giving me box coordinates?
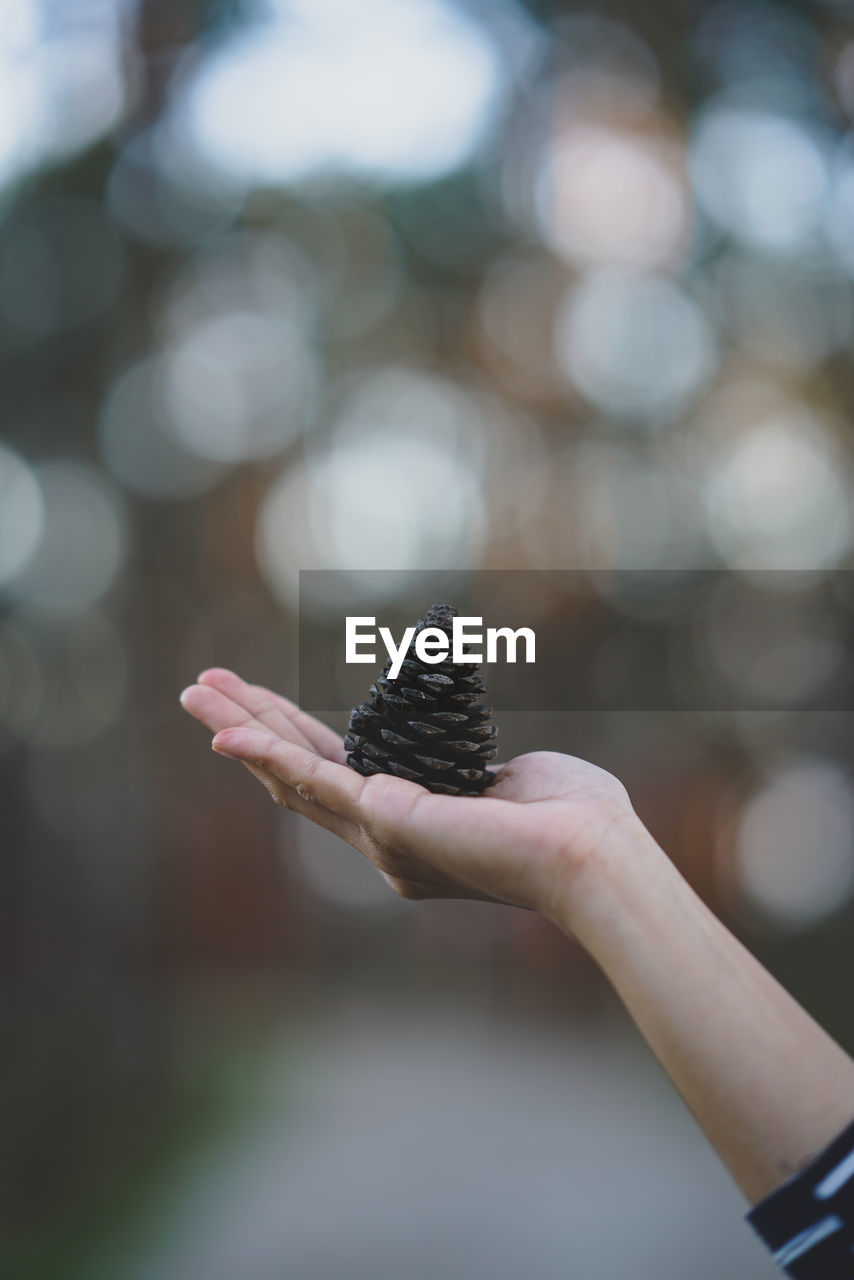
[213,730,528,905]
[211,726,370,824]
[180,683,316,752]
[197,668,347,764]
[232,755,449,889]
[220,742,423,877]
[236,751,503,904]
[238,759,359,843]
[247,683,347,764]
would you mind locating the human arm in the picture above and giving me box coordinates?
[178,668,854,1212]
[562,813,854,1205]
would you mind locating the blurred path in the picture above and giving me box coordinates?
[120,1001,779,1280]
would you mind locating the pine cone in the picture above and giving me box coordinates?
[345,603,498,796]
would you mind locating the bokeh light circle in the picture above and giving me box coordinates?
[162,309,313,463]
[0,1,127,194]
[172,0,507,188]
[11,460,128,614]
[107,125,240,251]
[256,368,487,608]
[537,125,687,270]
[571,440,708,569]
[0,444,43,588]
[704,411,851,570]
[554,271,715,421]
[98,356,229,499]
[735,761,854,928]
[691,103,828,251]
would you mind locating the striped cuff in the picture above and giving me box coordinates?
[746,1118,854,1277]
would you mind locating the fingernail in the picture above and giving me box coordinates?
[179,687,194,706]
[212,728,256,756]
[212,737,239,758]
[214,726,265,755]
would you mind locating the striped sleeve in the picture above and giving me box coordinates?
[746,1118,854,1277]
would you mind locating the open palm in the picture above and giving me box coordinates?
[179,668,633,924]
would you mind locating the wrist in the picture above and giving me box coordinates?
[549,808,677,957]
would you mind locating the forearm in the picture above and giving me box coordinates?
[560,814,854,1204]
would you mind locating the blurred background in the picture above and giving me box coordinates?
[3,0,854,1276]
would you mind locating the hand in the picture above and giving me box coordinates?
[178,668,636,929]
